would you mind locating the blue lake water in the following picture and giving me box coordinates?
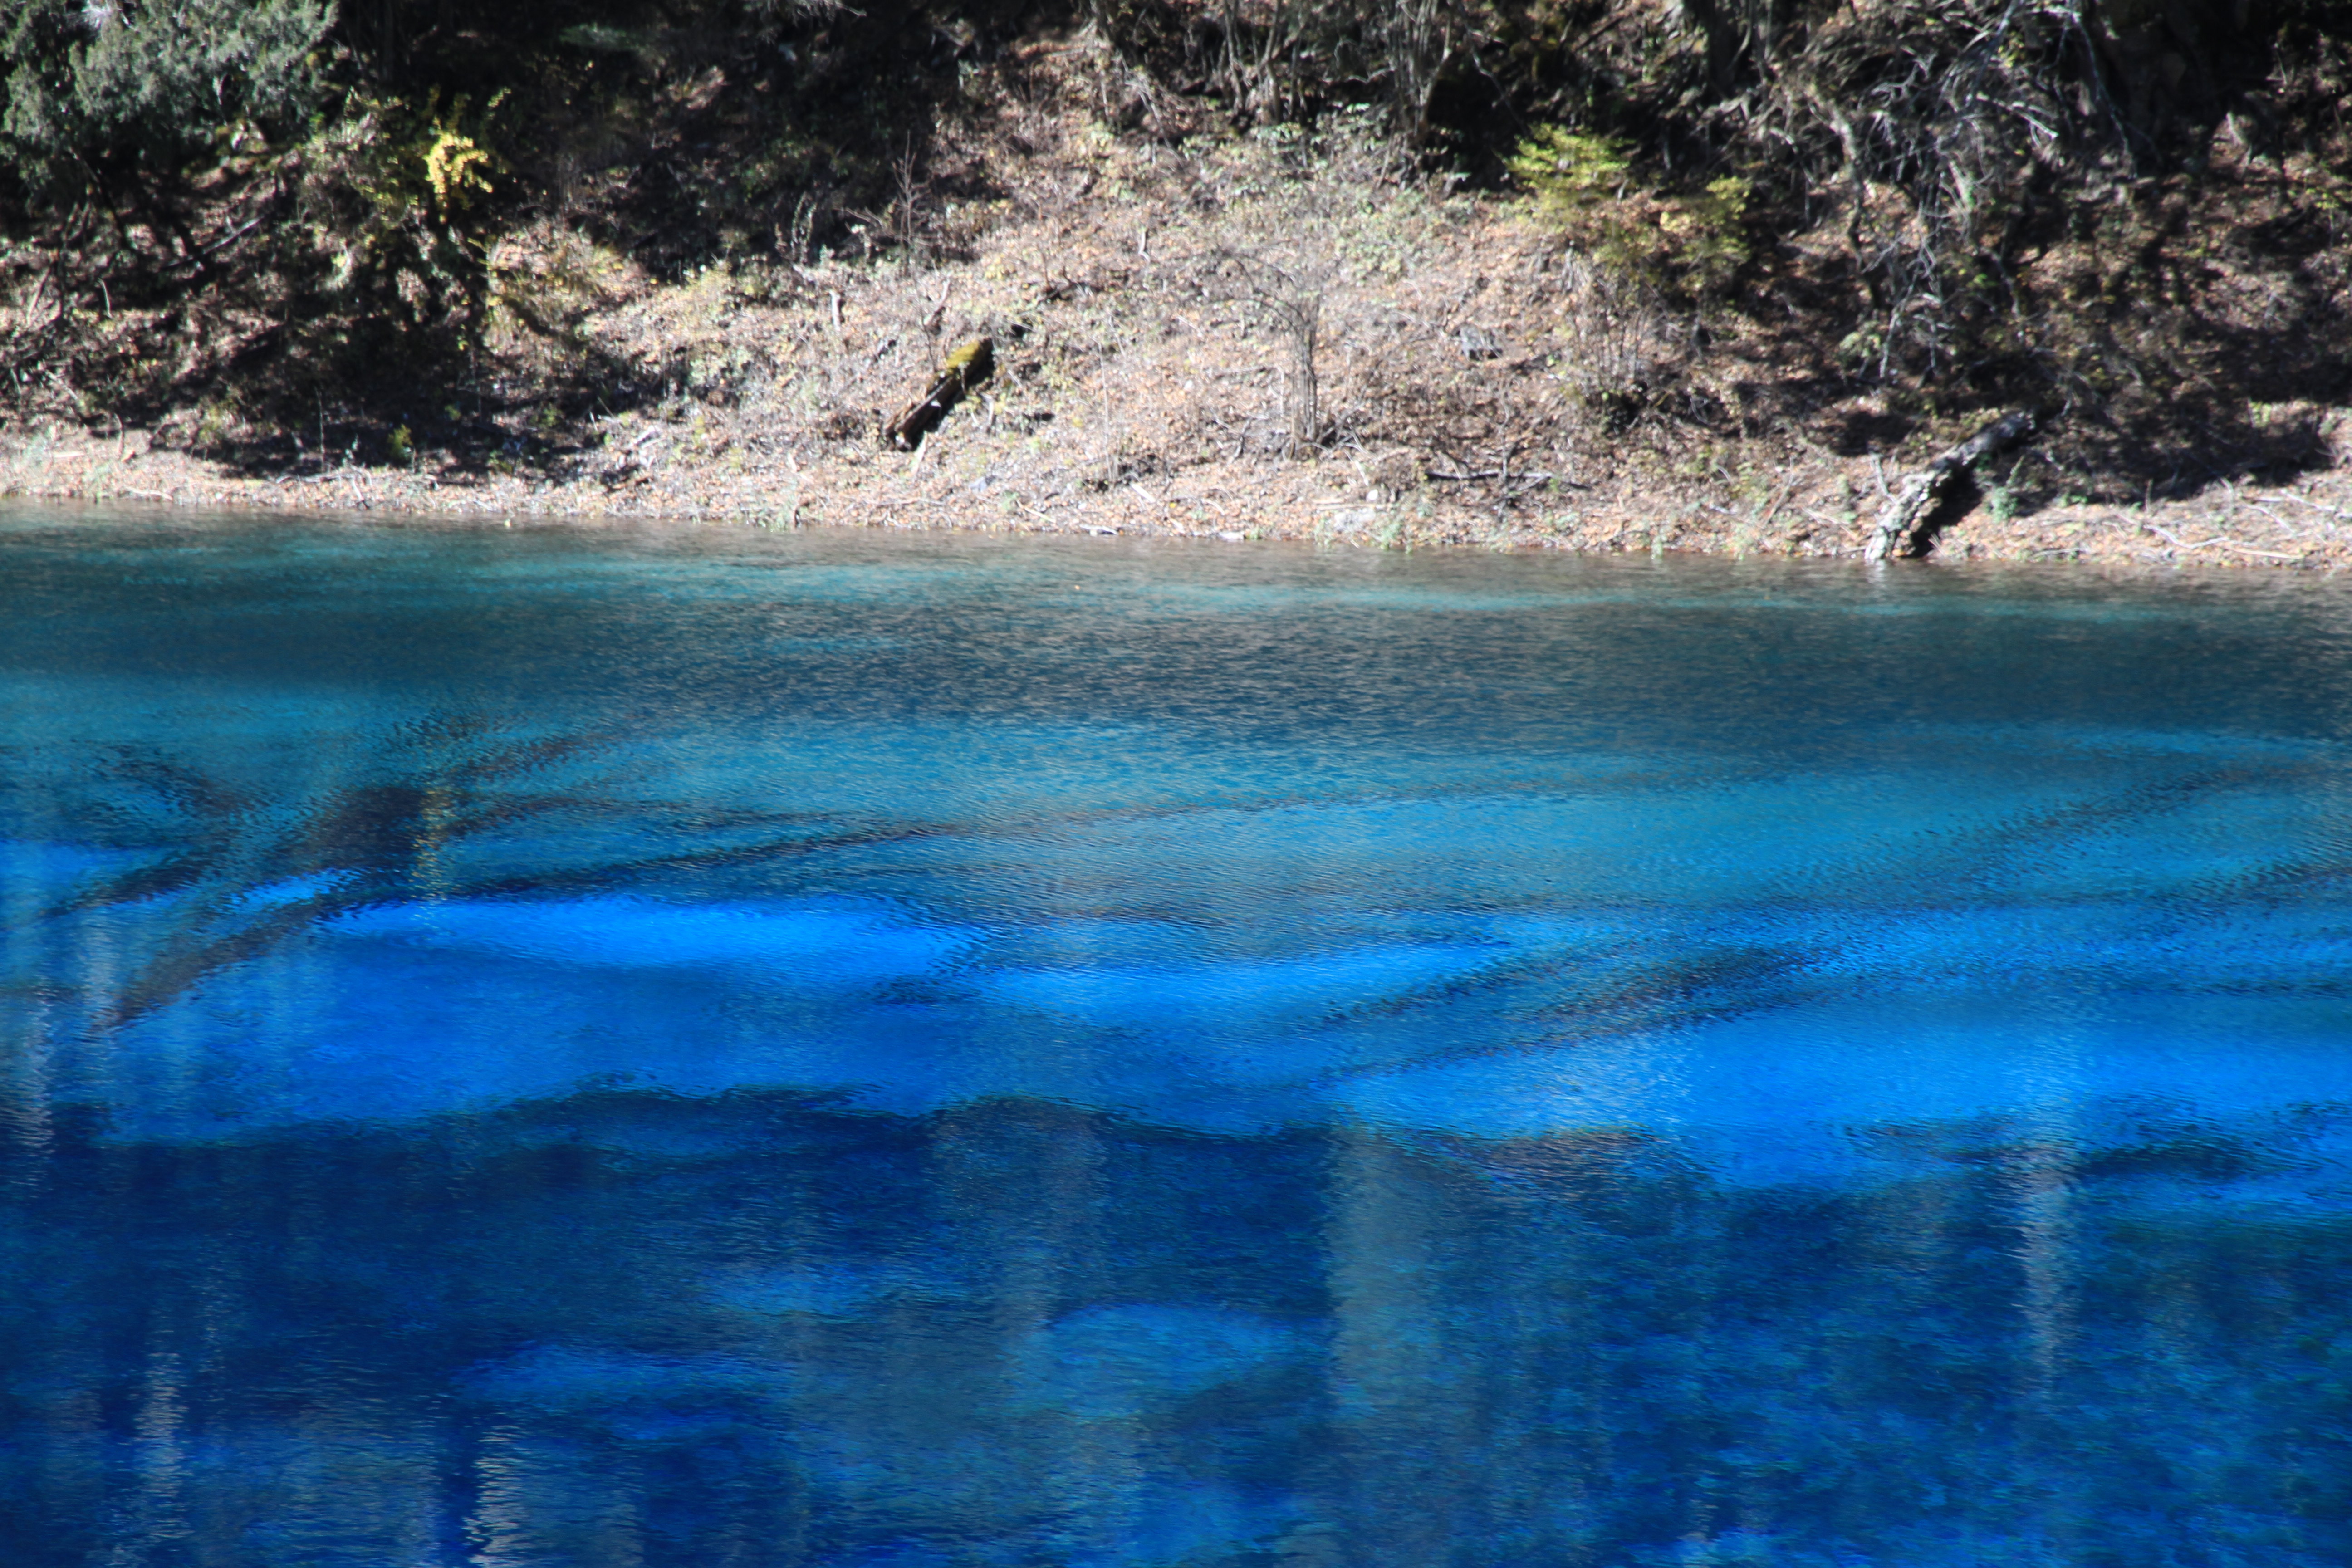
[4,508,2351,1565]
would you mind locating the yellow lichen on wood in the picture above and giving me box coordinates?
[943,337,991,377]
[884,338,995,450]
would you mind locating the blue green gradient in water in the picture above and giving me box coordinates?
[3,510,2351,1565]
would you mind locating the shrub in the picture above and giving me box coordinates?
[296,87,512,347]
[1,0,332,211]
[1508,126,1750,299]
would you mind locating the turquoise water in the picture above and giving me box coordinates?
[3,509,2351,1565]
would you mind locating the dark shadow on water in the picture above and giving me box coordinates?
[2,1089,2348,1567]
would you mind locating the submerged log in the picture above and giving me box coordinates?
[1867,409,2037,560]
[883,337,995,451]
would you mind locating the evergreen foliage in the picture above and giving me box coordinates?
[1507,128,1749,300]
[1,0,331,203]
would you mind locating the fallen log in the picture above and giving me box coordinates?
[1867,409,2037,560]
[883,337,995,451]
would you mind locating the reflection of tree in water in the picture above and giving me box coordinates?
[1289,750,2352,1100]
[27,711,2346,1107]
[24,717,695,1029]
[28,720,587,1027]
[1,1088,2346,1568]
[24,710,1038,1030]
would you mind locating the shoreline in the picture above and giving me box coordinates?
[9,415,2352,573]
[9,21,2349,581]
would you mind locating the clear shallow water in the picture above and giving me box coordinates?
[4,510,2351,1566]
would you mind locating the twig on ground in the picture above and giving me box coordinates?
[1427,466,1562,485]
[2144,523,2303,559]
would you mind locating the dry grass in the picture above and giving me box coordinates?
[8,25,2352,571]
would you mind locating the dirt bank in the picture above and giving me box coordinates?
[8,29,2350,570]
[14,402,2352,572]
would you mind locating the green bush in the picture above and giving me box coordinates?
[1508,126,1749,299]
[294,86,514,346]
[2,0,332,207]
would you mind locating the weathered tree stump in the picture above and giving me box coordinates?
[883,337,995,451]
[1867,409,2037,560]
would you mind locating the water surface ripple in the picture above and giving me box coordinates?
[4,511,2351,1566]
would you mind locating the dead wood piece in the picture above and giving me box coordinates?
[883,337,995,451]
[1425,466,1567,486]
[1867,409,2037,560]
